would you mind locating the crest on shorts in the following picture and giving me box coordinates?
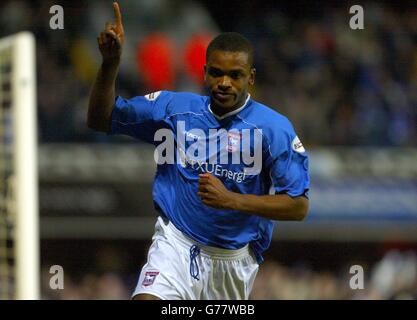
[227,131,241,152]
[142,271,160,287]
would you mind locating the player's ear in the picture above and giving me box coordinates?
[249,68,256,85]
[203,65,207,81]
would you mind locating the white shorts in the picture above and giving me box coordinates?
[132,216,259,300]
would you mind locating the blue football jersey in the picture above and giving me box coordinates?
[110,91,310,263]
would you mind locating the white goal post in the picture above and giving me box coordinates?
[0,32,39,300]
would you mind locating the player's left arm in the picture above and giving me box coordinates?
[198,173,308,221]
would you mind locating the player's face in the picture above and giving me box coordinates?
[204,50,255,112]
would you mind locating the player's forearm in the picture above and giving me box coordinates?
[228,193,308,221]
[87,58,120,132]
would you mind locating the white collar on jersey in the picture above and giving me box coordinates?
[208,94,251,120]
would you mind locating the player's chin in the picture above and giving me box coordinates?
[212,96,237,109]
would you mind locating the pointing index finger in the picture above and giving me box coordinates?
[113,2,122,27]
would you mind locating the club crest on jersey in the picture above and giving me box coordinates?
[292,136,305,153]
[227,132,240,152]
[144,91,161,101]
[142,271,159,287]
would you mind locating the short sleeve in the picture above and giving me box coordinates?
[110,90,173,143]
[265,120,310,198]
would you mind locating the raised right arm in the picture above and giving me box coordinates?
[87,2,125,133]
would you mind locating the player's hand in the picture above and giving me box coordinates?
[97,2,125,62]
[198,173,236,210]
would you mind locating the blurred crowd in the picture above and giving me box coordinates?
[252,249,417,300]
[40,249,417,300]
[0,0,415,146]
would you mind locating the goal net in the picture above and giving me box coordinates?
[0,32,39,300]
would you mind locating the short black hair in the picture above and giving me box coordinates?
[206,32,254,67]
